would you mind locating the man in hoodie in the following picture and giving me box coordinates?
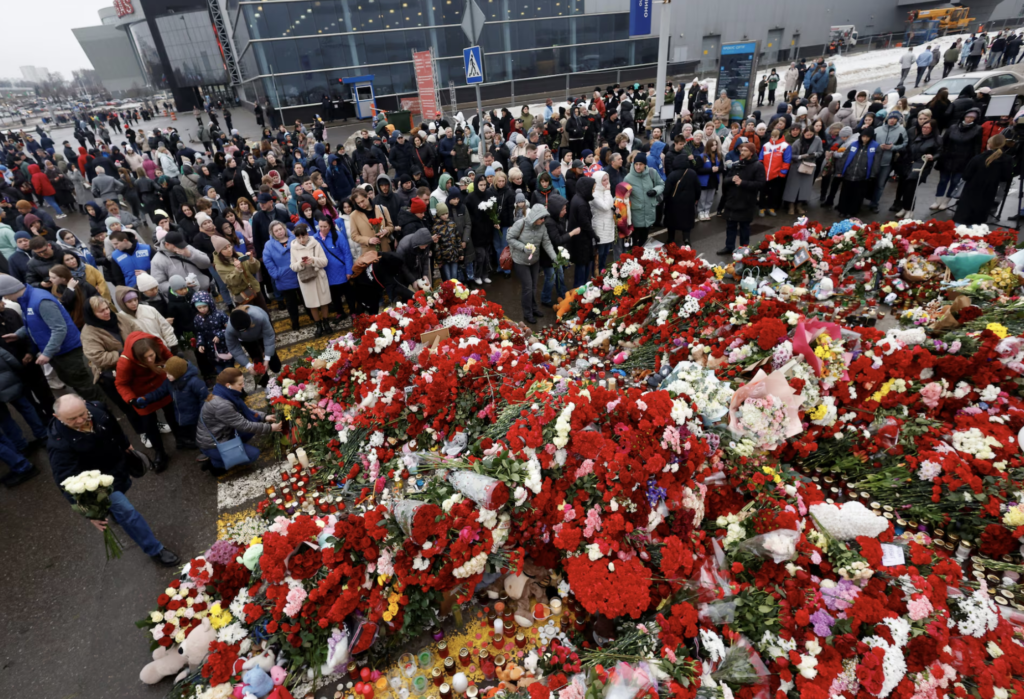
[870,111,908,213]
[309,142,329,177]
[326,154,356,203]
[8,232,31,283]
[374,174,401,226]
[14,200,56,233]
[548,161,567,197]
[150,230,212,295]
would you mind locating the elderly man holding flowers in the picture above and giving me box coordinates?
[48,395,180,567]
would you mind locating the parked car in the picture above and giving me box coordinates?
[909,66,1024,114]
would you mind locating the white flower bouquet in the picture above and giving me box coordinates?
[61,470,122,560]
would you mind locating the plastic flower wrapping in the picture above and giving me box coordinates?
[139,222,1024,699]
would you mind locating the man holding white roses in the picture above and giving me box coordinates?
[48,395,180,567]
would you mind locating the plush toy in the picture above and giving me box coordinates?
[242,646,277,674]
[139,645,188,685]
[442,427,468,457]
[271,666,288,685]
[174,618,218,683]
[504,560,551,627]
[242,667,275,698]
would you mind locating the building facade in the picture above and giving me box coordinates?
[19,66,51,83]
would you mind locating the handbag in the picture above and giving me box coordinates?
[798,159,816,175]
[199,411,251,470]
[297,264,321,283]
[416,149,435,179]
[499,246,513,271]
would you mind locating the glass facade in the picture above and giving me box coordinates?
[129,20,170,89]
[155,10,230,87]
[233,0,656,107]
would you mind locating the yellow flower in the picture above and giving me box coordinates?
[613,285,627,296]
[388,603,399,615]
[808,404,829,421]
[1004,506,1024,528]
[250,536,262,546]
[987,323,1009,339]
[713,266,726,280]
[208,602,233,630]
[383,611,394,622]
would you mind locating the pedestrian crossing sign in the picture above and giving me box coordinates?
[464,46,484,84]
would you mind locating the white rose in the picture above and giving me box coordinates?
[83,477,101,492]
[99,474,115,487]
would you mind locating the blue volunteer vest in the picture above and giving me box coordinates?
[841,142,878,178]
[111,242,152,284]
[19,285,82,356]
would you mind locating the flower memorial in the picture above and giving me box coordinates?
[139,218,1024,699]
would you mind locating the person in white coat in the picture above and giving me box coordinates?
[590,170,615,272]
[783,63,801,96]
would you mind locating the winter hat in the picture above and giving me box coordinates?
[548,160,562,174]
[484,166,496,176]
[839,126,853,139]
[435,202,449,216]
[571,159,583,169]
[581,149,594,158]
[410,198,428,215]
[313,189,326,199]
[212,236,232,253]
[0,274,25,297]
[23,214,40,229]
[164,356,189,380]
[15,231,31,241]
[196,212,212,226]
[164,230,187,248]
[230,308,251,331]
[872,88,884,97]
[105,216,120,229]
[169,275,187,291]
[796,106,808,116]
[887,111,904,123]
[514,191,527,204]
[257,192,274,204]
[137,273,158,292]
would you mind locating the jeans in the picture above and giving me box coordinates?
[493,227,509,274]
[0,428,33,474]
[899,67,910,85]
[139,409,180,456]
[870,163,893,208]
[514,261,540,321]
[43,195,63,214]
[440,262,459,280]
[573,261,593,287]
[936,171,962,197]
[109,490,163,556]
[0,396,47,442]
[202,442,261,472]
[915,66,928,87]
[597,242,613,271]
[725,220,750,250]
[699,188,716,214]
[541,265,566,304]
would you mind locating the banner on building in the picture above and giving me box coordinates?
[413,50,438,121]
[629,0,652,37]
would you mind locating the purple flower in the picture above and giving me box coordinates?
[809,609,835,637]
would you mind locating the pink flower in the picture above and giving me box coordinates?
[907,595,933,621]
[284,586,307,617]
[920,382,943,409]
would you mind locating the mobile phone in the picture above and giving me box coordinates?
[238,253,250,262]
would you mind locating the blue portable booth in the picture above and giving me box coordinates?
[343,75,377,120]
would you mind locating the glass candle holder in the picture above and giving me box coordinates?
[400,653,418,678]
[432,668,444,687]
[437,641,449,659]
[418,650,433,670]
[411,675,429,696]
[458,649,471,667]
[443,657,456,677]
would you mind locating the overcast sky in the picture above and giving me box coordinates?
[3,0,111,79]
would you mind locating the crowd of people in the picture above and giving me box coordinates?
[3,27,1024,564]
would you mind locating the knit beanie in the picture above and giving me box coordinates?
[435,202,449,216]
[212,236,232,253]
[196,212,212,226]
[0,274,25,297]
[165,356,189,380]
[105,216,120,228]
[230,308,251,330]
[410,197,427,215]
[169,275,187,291]
[136,273,158,292]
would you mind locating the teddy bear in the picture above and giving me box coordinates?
[442,427,468,458]
[139,645,188,685]
[503,560,551,628]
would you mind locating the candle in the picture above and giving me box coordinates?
[452,673,468,695]
[296,448,309,467]
[494,619,503,637]
[549,598,562,615]
[287,453,298,465]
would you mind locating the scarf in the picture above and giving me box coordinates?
[212,382,259,435]
[83,302,123,342]
[68,260,87,280]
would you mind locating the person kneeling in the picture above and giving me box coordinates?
[197,368,282,476]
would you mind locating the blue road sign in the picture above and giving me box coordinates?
[464,46,484,84]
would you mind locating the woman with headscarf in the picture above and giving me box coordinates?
[175,202,200,243]
[783,126,823,215]
[268,169,289,204]
[933,107,983,210]
[954,133,1012,224]
[290,222,333,337]
[59,244,108,300]
[81,295,146,440]
[115,284,177,350]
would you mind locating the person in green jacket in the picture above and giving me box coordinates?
[0,209,17,261]
[623,158,664,249]
[767,69,781,106]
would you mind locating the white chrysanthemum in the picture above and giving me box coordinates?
[809,502,888,541]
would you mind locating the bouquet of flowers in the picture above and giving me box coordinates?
[368,217,384,250]
[479,197,500,227]
[554,246,571,269]
[61,470,122,560]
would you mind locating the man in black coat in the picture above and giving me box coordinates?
[390,133,415,179]
[718,142,766,255]
[567,176,598,287]
[601,113,622,146]
[48,395,180,566]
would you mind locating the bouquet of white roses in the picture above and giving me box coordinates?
[478,197,500,226]
[554,246,571,269]
[61,470,122,560]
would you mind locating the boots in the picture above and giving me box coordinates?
[797,204,807,215]
[313,320,325,338]
[787,203,795,216]
[937,196,951,211]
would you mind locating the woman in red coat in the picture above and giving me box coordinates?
[115,331,193,470]
[29,163,66,218]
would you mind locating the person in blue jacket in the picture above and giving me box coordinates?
[261,219,304,331]
[0,274,104,403]
[808,64,830,99]
[313,213,357,321]
[145,356,209,462]
[109,229,152,287]
[647,140,667,179]
[326,154,355,203]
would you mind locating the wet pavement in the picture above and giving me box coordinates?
[1,104,1020,699]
